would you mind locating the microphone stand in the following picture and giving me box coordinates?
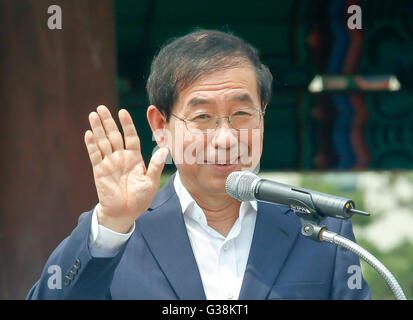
[299,216,407,300]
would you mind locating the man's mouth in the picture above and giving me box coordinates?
[204,156,241,165]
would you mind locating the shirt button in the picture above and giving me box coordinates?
[226,292,234,300]
[223,243,229,251]
[196,213,201,219]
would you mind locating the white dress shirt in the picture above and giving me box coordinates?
[88,171,257,300]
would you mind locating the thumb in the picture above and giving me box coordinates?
[146,147,169,183]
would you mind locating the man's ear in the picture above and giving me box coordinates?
[147,105,169,148]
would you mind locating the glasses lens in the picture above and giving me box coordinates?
[230,109,260,130]
[184,109,261,133]
[185,112,217,133]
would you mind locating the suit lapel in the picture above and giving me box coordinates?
[136,175,206,300]
[136,174,302,300]
[238,201,301,299]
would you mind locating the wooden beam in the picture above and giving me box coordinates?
[0,0,118,299]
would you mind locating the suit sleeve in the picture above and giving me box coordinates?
[26,207,129,300]
[329,219,372,300]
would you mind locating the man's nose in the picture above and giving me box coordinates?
[211,119,238,149]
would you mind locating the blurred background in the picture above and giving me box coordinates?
[0,0,412,299]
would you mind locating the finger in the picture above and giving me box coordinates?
[118,109,142,153]
[89,111,112,156]
[84,130,102,167]
[96,105,124,151]
[146,148,169,184]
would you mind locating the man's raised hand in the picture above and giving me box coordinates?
[84,105,169,233]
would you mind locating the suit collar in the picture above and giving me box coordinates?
[238,201,301,299]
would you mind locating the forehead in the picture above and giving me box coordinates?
[173,66,259,113]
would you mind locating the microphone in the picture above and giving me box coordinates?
[225,171,369,220]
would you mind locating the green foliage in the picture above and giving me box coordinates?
[358,238,413,300]
[159,172,172,189]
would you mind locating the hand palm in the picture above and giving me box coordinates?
[84,105,168,231]
[94,150,151,217]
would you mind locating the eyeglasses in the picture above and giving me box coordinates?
[170,108,265,134]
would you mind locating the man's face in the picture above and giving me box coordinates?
[166,65,265,195]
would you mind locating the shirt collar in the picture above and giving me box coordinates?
[173,170,257,215]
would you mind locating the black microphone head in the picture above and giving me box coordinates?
[225,171,260,201]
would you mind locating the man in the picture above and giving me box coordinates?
[27,29,371,299]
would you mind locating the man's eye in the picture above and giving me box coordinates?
[233,111,252,117]
[191,114,212,121]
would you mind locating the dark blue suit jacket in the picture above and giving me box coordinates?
[27,174,371,300]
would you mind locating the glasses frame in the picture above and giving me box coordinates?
[170,107,265,134]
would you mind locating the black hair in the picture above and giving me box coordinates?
[146,29,273,119]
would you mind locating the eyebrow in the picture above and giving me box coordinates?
[187,93,255,108]
[226,93,255,104]
[187,98,213,108]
